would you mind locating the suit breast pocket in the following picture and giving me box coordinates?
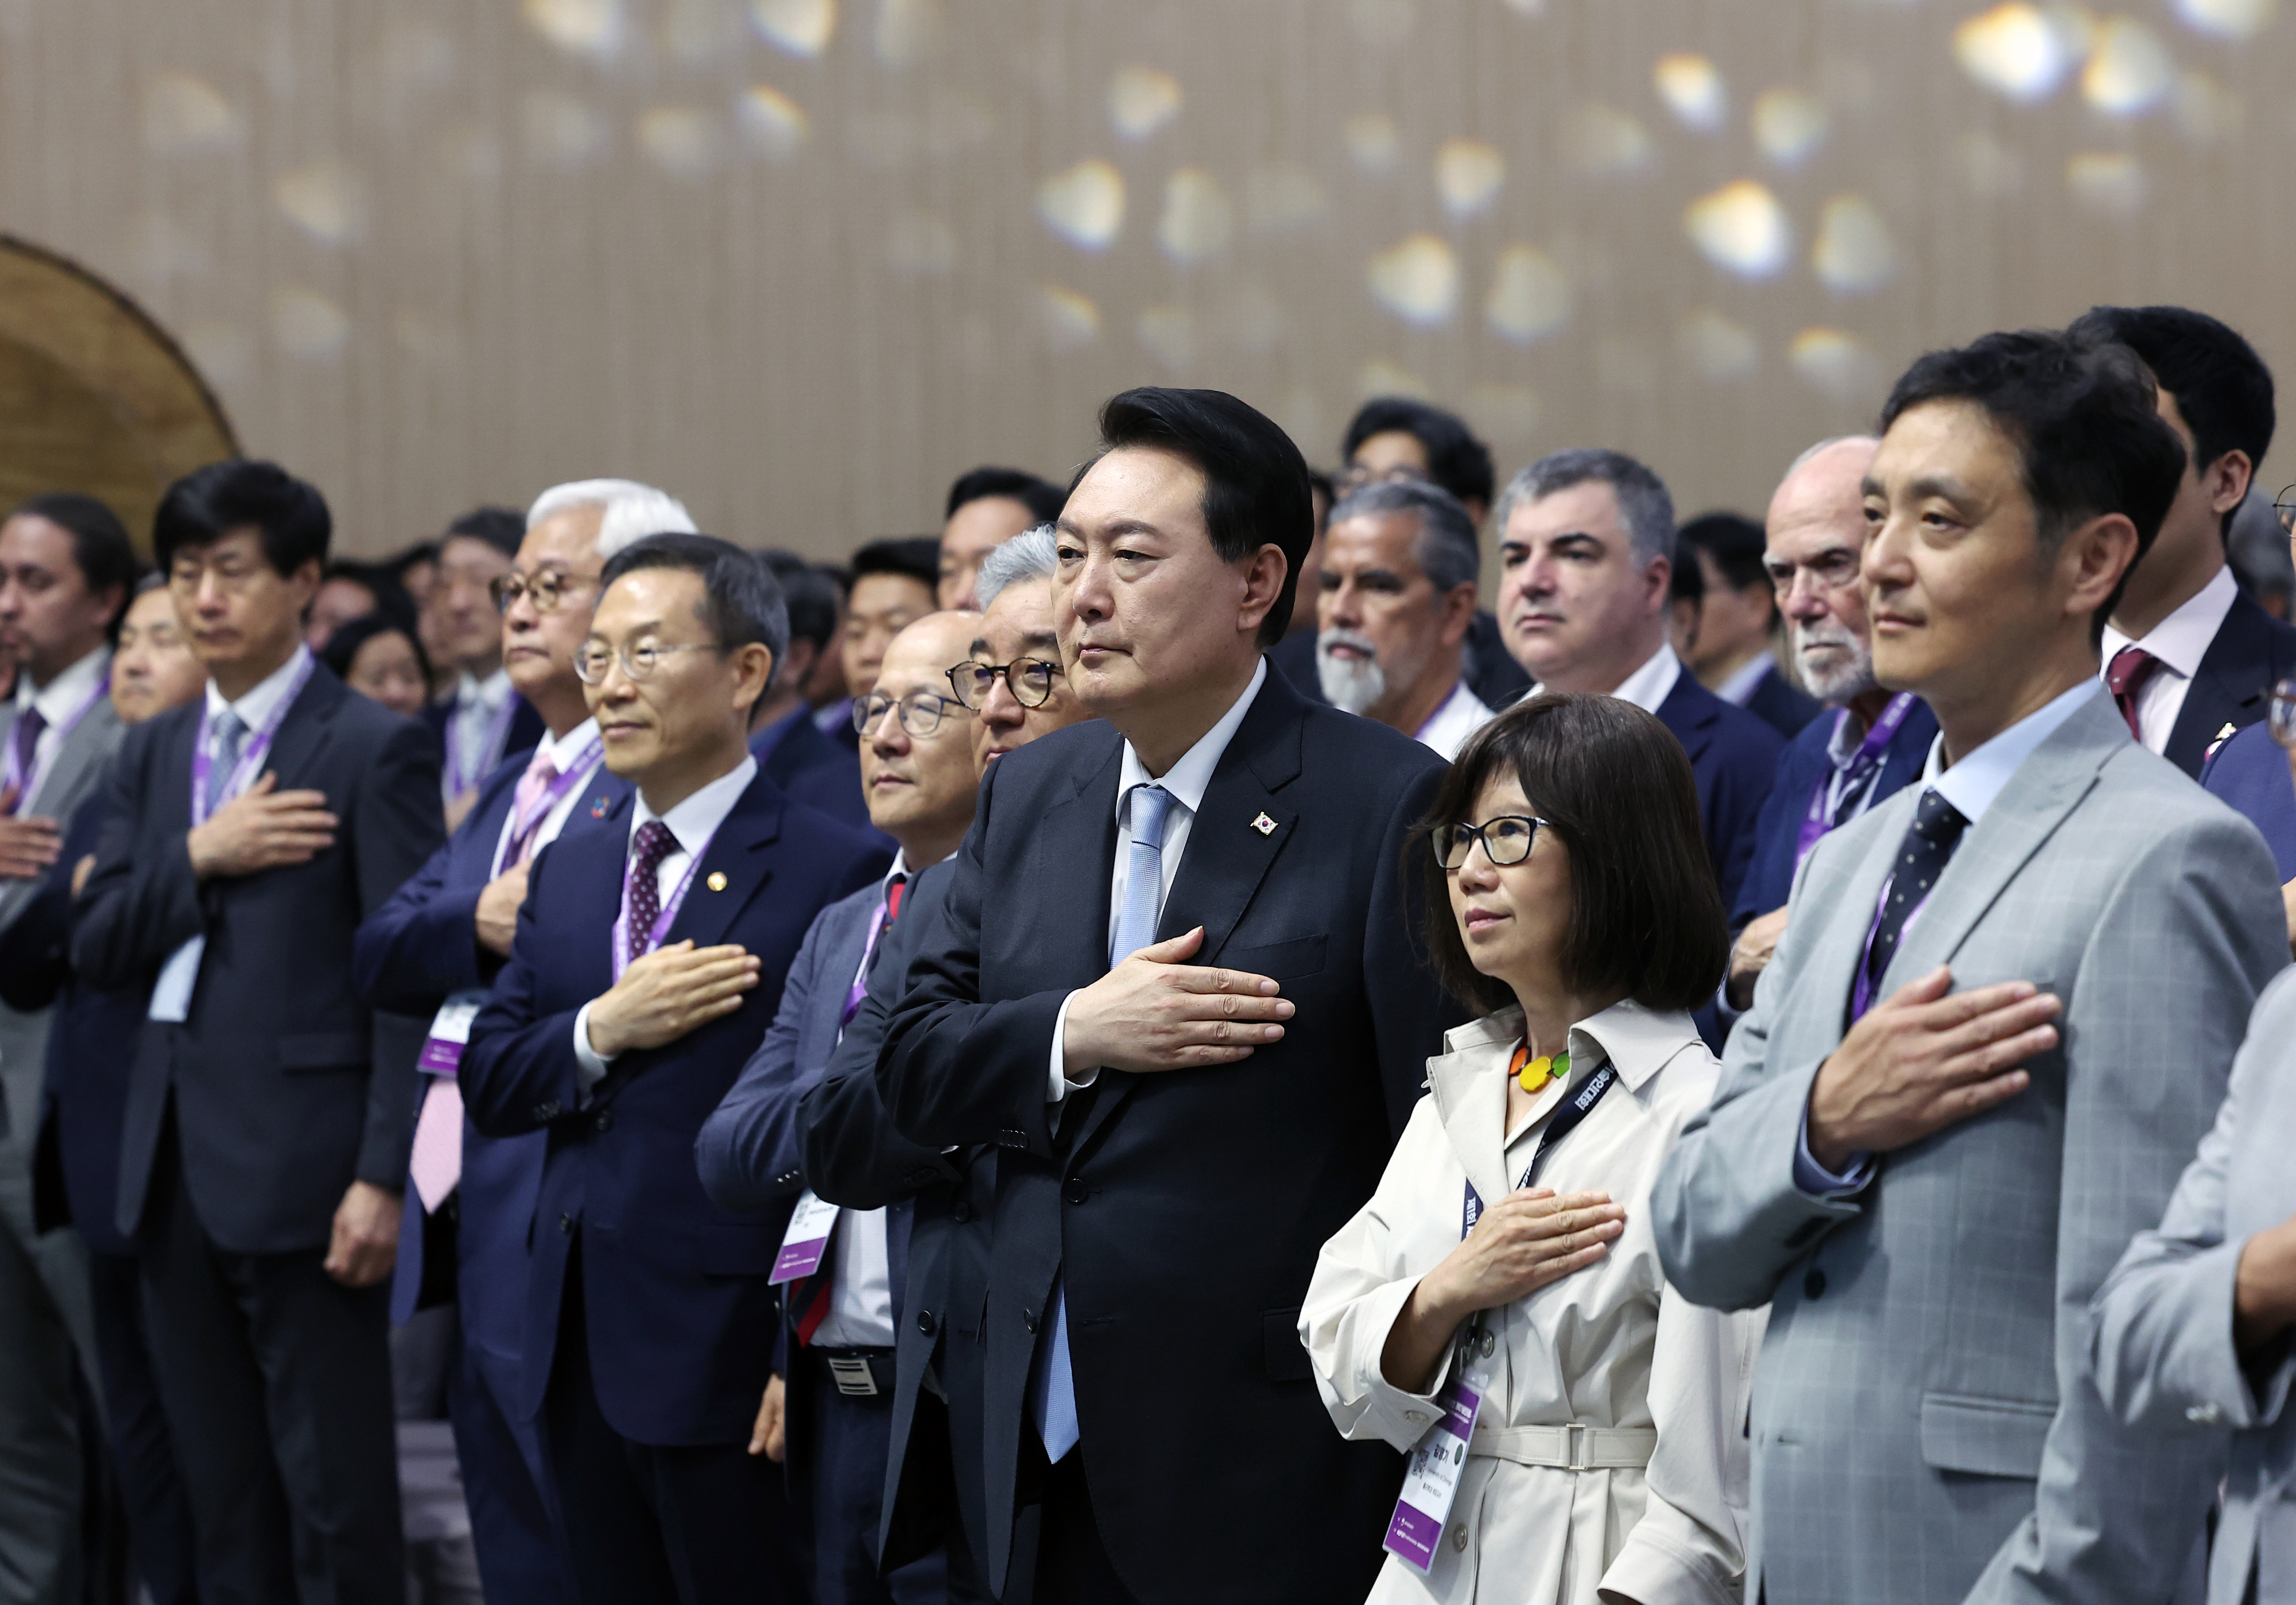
[1223,936,1325,982]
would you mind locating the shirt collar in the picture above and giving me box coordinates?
[1919,678,2102,827]
[540,716,603,773]
[1436,995,1706,1094]
[459,666,513,710]
[23,645,110,723]
[883,849,910,888]
[1114,657,1267,820]
[1414,677,1489,741]
[2098,564,2238,683]
[632,754,757,848]
[1714,653,1774,706]
[1607,642,1681,715]
[205,644,313,730]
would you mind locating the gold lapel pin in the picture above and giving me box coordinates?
[1251,812,1277,836]
[706,871,729,891]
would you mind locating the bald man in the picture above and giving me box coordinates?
[1725,438,1941,1010]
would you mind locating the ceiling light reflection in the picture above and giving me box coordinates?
[1679,309,1758,382]
[1037,160,1125,250]
[1566,103,1653,176]
[749,0,835,56]
[2081,17,2174,114]
[1037,284,1100,348]
[2175,0,2274,37]
[1789,328,1879,401]
[638,108,718,179]
[1159,169,1234,263]
[1436,139,1505,217]
[1484,245,1572,343]
[739,86,809,159]
[273,287,350,360]
[1655,53,1727,131]
[1109,67,1182,139]
[2067,150,2144,217]
[1812,195,1899,293]
[1753,90,1829,166]
[523,0,625,57]
[1954,3,2076,100]
[145,71,242,154]
[1685,180,1791,278]
[1367,234,1459,325]
[273,161,365,244]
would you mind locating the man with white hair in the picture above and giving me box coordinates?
[1723,439,1939,1011]
[1314,479,1492,758]
[351,478,695,1602]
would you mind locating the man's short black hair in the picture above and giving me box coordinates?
[756,549,841,652]
[153,460,331,578]
[1669,545,1705,606]
[849,537,942,592]
[1418,693,1728,1015]
[1088,386,1314,646]
[601,532,790,670]
[2067,305,2275,537]
[442,506,525,560]
[945,467,1065,525]
[1342,397,1497,513]
[9,493,141,643]
[319,559,421,636]
[1677,512,1770,594]
[1879,329,2185,638]
[319,611,433,692]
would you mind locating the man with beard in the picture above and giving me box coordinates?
[1725,439,1938,1011]
[1313,479,1491,758]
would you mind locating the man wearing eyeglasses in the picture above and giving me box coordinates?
[1725,438,1940,1012]
[423,509,544,828]
[351,479,691,1603]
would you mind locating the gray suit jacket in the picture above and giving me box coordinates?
[0,688,124,1141]
[2092,967,2296,1605]
[1651,691,2289,1605]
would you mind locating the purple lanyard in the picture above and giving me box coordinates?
[609,820,722,982]
[491,736,604,877]
[189,654,317,827]
[839,894,896,1033]
[1794,693,1918,871]
[2,672,110,809]
[445,693,518,800]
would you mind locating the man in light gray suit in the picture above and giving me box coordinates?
[1652,329,2291,1604]
[2092,967,2296,1605]
[0,493,138,1605]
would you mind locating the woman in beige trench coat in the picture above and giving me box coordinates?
[1304,694,1766,1605]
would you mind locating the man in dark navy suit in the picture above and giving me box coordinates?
[2070,305,2296,775]
[353,479,667,1604]
[461,534,887,1604]
[1727,438,1938,1012]
[1677,510,1822,738]
[750,551,877,835]
[876,389,1458,1604]
[1494,447,1783,916]
[2202,712,2296,955]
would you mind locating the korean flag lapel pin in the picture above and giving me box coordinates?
[588,791,611,819]
[1251,811,1277,837]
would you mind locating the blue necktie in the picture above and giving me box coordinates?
[1034,783,1174,1463]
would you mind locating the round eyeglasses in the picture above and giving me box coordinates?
[2270,677,2296,752]
[945,657,1062,710]
[1431,815,1550,870]
[572,639,719,685]
[492,569,596,615]
[854,690,970,739]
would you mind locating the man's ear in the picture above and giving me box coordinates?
[2206,449,2254,518]
[2062,511,2141,623]
[1237,542,1288,637]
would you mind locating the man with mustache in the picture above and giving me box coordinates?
[1313,479,1492,759]
[1725,439,1940,1011]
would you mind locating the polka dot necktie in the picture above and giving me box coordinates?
[1853,788,1969,1022]
[625,819,680,953]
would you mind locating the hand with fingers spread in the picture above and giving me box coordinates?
[0,798,62,880]
[1806,965,2060,1173]
[187,772,338,881]
[1058,925,1294,1079]
[1379,1188,1626,1390]
[584,940,761,1058]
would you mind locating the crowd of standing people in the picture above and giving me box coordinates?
[4,304,2296,1605]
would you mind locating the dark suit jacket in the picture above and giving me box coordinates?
[876,665,1460,1604]
[2202,720,2296,878]
[1654,670,1786,918]
[0,794,144,1255]
[2161,586,2296,777]
[753,704,879,835]
[424,692,545,789]
[351,747,631,1339]
[1732,697,1939,930]
[1742,659,1824,738]
[458,769,889,1444]
[71,664,445,1254]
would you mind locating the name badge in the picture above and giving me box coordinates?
[770,1189,840,1285]
[1383,1351,1488,1572]
[418,994,486,1077]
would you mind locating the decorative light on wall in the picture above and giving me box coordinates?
[1685,180,1791,278]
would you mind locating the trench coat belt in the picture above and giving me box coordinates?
[1469,1422,1658,1471]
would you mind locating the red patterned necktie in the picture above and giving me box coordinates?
[625,819,680,952]
[2105,646,2158,742]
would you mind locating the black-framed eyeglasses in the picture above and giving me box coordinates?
[2271,677,2296,751]
[1432,815,1550,870]
[853,690,971,738]
[945,657,1062,710]
[572,639,719,685]
[492,569,596,615]
[2275,484,2296,534]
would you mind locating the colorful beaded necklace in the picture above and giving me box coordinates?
[1508,1039,1570,1094]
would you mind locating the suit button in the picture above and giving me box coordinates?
[1802,1269,1827,1301]
[917,1310,938,1337]
[595,1111,612,1133]
[1023,1308,1040,1334]
[1064,1178,1089,1206]
[559,1214,573,1235]
[951,1201,972,1224]
[1450,1525,1468,1553]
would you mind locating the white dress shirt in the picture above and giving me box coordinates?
[10,645,110,795]
[1413,678,1494,761]
[1047,657,1267,1102]
[491,717,607,874]
[573,754,758,1088]
[1531,641,1681,716]
[813,851,914,1350]
[2098,564,2239,756]
[445,666,516,797]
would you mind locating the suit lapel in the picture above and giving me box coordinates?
[662,773,786,951]
[1795,790,1905,1039]
[25,700,120,816]
[2166,594,2270,773]
[1425,1025,1514,1216]
[260,668,344,794]
[1656,675,1719,767]
[1031,741,1123,994]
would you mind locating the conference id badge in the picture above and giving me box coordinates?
[1382,1344,1491,1572]
[418,994,486,1077]
[771,1189,839,1285]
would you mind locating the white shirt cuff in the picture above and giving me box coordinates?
[1794,1107,1874,1197]
[1048,990,1097,1104]
[573,1000,614,1095]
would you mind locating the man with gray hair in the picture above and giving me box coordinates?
[1314,479,1492,758]
[1496,446,1782,913]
